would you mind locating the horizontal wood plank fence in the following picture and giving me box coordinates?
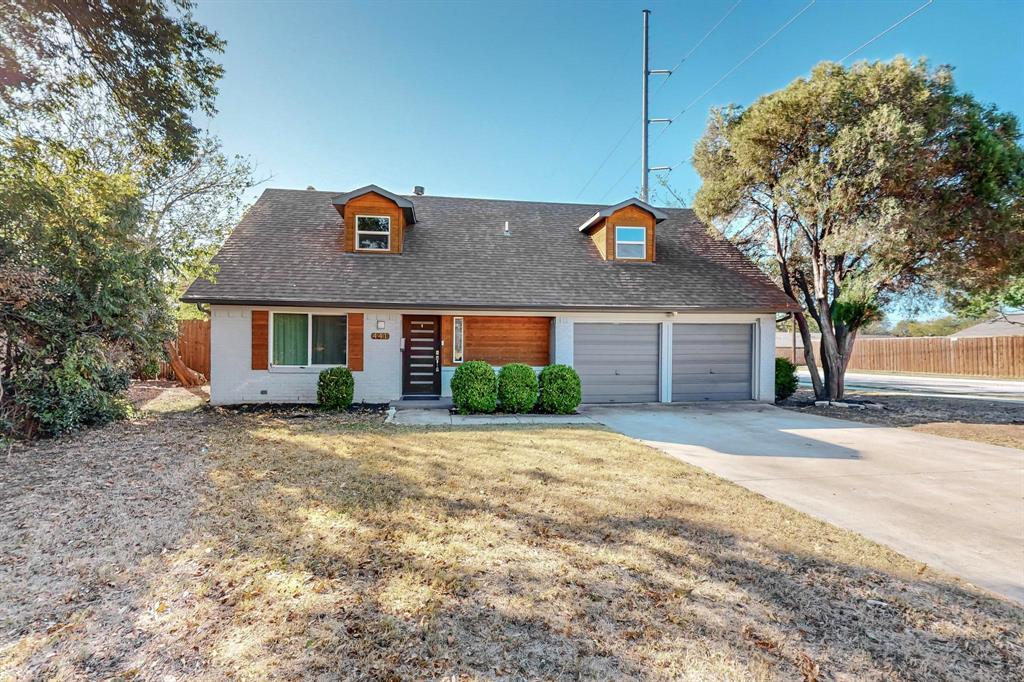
[160,319,210,380]
[776,335,1024,378]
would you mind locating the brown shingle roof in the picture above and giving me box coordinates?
[182,188,797,312]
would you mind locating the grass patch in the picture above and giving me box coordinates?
[2,412,1021,680]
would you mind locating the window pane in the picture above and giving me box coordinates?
[357,216,390,232]
[312,315,347,365]
[616,226,646,242]
[452,316,464,363]
[616,242,645,259]
[273,313,308,365]
[357,233,389,250]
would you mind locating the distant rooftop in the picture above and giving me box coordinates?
[951,314,1024,338]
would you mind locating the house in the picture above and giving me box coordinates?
[951,314,1024,338]
[182,185,797,405]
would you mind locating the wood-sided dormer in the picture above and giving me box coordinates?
[333,185,416,254]
[578,198,668,263]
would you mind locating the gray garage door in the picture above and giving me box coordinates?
[672,324,752,401]
[574,323,660,403]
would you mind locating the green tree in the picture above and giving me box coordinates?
[890,316,977,337]
[30,96,259,313]
[692,58,1024,400]
[0,137,175,437]
[0,0,223,160]
[948,276,1024,325]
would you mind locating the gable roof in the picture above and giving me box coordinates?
[577,197,669,232]
[951,314,1024,337]
[331,184,416,223]
[182,188,797,313]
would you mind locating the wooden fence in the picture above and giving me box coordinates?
[777,335,1024,378]
[161,318,210,380]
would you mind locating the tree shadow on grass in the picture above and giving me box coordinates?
[4,415,1022,680]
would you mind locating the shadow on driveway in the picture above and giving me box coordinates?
[583,401,1024,604]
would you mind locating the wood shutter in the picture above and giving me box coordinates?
[251,310,269,370]
[348,313,364,371]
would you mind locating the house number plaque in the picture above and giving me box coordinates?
[371,332,390,340]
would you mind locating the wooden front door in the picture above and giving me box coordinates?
[402,315,441,397]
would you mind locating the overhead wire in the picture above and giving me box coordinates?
[573,1,744,200]
[659,0,935,178]
[601,0,817,199]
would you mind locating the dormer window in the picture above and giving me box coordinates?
[615,226,646,260]
[577,197,667,263]
[333,185,415,254]
[356,215,391,251]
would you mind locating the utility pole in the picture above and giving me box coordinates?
[641,9,672,202]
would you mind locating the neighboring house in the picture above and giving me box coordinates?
[183,185,797,405]
[951,314,1024,338]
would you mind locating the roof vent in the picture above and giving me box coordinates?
[503,220,510,236]
[306,185,316,190]
[412,185,425,196]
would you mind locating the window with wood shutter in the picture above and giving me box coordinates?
[269,312,347,367]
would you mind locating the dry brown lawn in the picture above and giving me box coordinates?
[2,408,1022,681]
[782,388,1024,450]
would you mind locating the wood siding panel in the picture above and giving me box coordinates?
[251,310,269,370]
[590,224,607,259]
[440,316,551,367]
[342,192,406,254]
[348,312,364,371]
[440,315,454,365]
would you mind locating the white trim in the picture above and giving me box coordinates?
[614,225,647,260]
[354,214,391,252]
[659,322,672,402]
[269,310,349,370]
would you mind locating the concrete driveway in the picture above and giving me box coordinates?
[583,403,1024,603]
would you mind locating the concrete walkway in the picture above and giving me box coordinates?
[584,402,1024,603]
[389,407,594,426]
[798,369,1024,402]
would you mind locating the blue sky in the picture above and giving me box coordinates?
[194,0,1023,207]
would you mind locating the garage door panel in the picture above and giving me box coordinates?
[672,324,752,401]
[574,323,659,403]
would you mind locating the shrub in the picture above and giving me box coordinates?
[775,357,798,402]
[10,338,134,437]
[450,361,498,414]
[317,366,354,410]
[497,363,539,413]
[538,364,582,414]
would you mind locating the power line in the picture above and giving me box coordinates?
[573,2,744,201]
[838,0,933,63]
[661,0,934,175]
[663,0,816,132]
[573,117,641,200]
[601,0,817,199]
[652,0,743,97]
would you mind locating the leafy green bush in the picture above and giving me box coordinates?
[775,357,798,402]
[317,366,355,410]
[450,361,497,414]
[497,363,539,413]
[538,364,582,414]
[11,338,134,437]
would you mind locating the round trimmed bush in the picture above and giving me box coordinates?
[497,363,539,413]
[538,364,582,414]
[775,357,798,402]
[450,360,497,414]
[318,366,354,410]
